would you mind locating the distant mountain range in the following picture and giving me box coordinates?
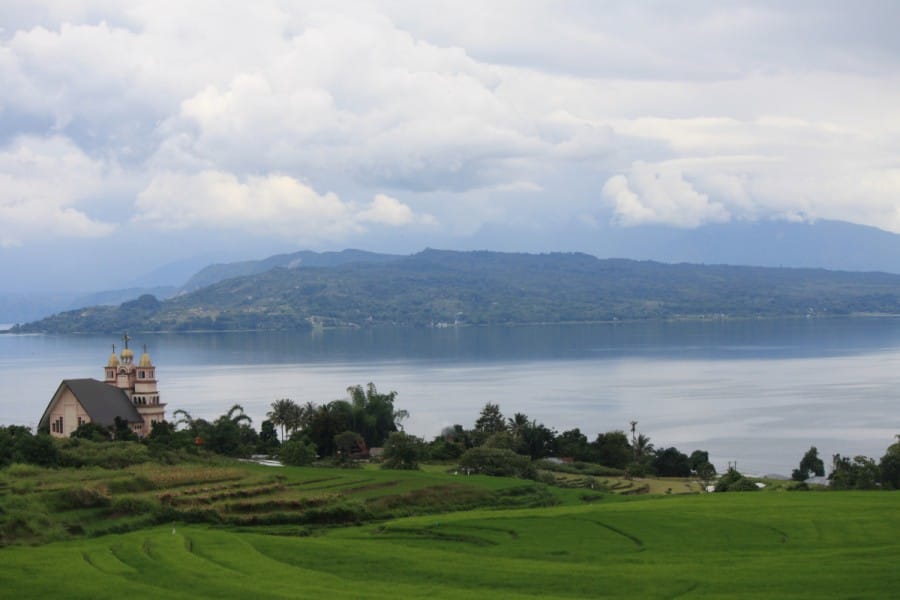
[180,249,401,292]
[467,219,900,273]
[0,250,394,324]
[2,218,900,327]
[11,249,900,334]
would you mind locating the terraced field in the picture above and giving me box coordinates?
[0,462,571,546]
[0,467,900,598]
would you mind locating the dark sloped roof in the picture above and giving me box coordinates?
[40,379,142,428]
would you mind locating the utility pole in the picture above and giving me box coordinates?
[630,420,638,462]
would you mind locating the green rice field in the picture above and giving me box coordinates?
[1,462,898,598]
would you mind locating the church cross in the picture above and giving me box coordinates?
[122,332,131,349]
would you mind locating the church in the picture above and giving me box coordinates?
[39,334,166,438]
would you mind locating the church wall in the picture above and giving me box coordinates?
[47,388,91,438]
[137,406,166,435]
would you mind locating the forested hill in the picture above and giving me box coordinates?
[179,249,400,293]
[11,249,900,333]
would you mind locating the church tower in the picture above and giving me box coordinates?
[104,333,166,436]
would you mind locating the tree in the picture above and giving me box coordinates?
[71,421,112,442]
[519,420,556,460]
[829,454,880,490]
[258,419,281,454]
[880,435,900,490]
[459,447,536,479]
[715,467,759,492]
[652,447,691,477]
[791,446,825,481]
[334,430,364,456]
[172,409,195,431]
[591,431,632,469]
[474,403,506,438]
[146,420,178,451]
[0,426,59,467]
[345,383,405,447]
[268,398,300,441]
[428,426,468,460]
[279,438,317,466]
[688,450,710,472]
[112,417,138,442]
[382,432,423,470]
[554,428,592,461]
[206,404,256,457]
[507,413,530,439]
[634,434,655,463]
[483,431,519,451]
[305,401,354,456]
[695,461,717,486]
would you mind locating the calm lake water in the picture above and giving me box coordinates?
[2,318,899,475]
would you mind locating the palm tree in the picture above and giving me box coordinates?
[634,433,654,461]
[224,404,252,426]
[507,413,530,439]
[172,409,194,431]
[268,398,298,441]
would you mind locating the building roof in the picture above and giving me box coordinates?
[39,378,142,429]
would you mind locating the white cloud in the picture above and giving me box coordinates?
[602,162,730,228]
[1,0,900,251]
[134,171,435,241]
[357,193,435,226]
[0,135,117,246]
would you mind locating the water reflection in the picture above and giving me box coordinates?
[1,318,899,475]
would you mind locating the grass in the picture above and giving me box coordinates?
[1,491,897,598]
[1,461,898,597]
[0,461,558,545]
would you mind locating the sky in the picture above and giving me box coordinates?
[2,1,900,291]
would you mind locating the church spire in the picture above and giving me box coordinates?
[120,332,134,364]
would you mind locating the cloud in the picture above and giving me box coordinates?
[133,171,435,241]
[2,0,900,251]
[602,162,730,228]
[0,135,117,246]
[357,193,436,226]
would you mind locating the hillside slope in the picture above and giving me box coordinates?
[11,249,900,333]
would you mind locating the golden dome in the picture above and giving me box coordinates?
[139,352,152,367]
[120,347,134,360]
[107,352,119,367]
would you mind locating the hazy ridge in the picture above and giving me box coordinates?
[11,249,900,333]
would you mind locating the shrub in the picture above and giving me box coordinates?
[279,439,317,466]
[714,468,759,492]
[52,486,111,510]
[459,447,536,479]
[107,495,157,516]
[382,432,423,470]
[57,439,152,469]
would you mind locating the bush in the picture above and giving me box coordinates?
[382,432,423,470]
[714,468,759,492]
[279,439,317,466]
[532,460,624,477]
[459,447,536,479]
[57,439,152,468]
[427,438,465,461]
[52,486,111,510]
[108,495,156,516]
[0,427,59,468]
[71,422,112,442]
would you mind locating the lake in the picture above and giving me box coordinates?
[2,318,899,476]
